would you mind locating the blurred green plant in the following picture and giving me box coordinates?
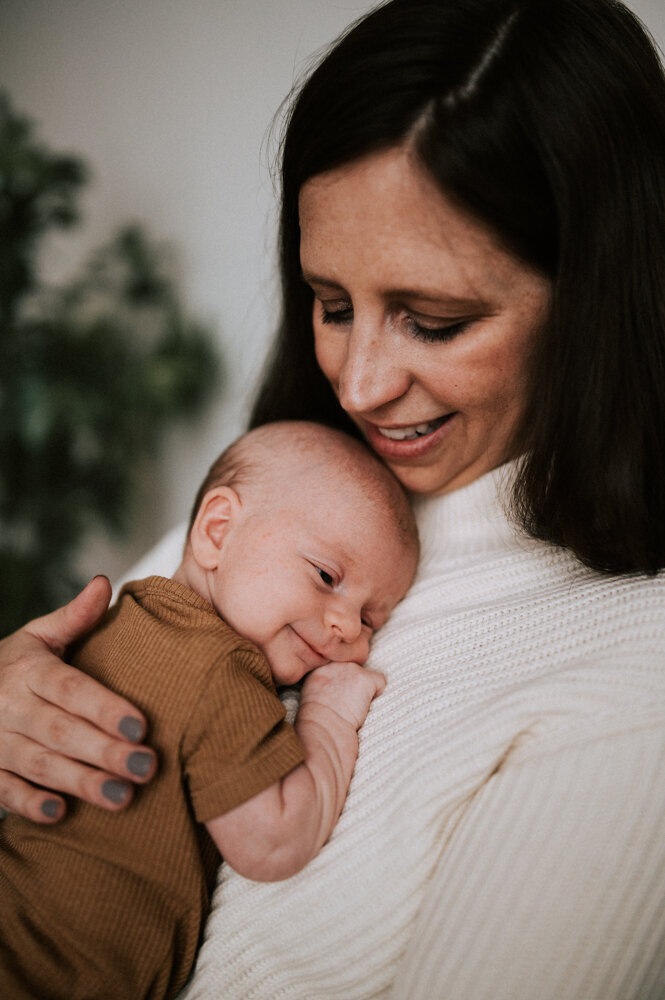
[0,92,220,634]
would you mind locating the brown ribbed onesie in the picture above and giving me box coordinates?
[0,576,305,1000]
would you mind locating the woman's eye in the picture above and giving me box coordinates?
[316,567,335,586]
[406,316,470,344]
[320,303,353,325]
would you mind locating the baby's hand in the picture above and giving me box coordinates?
[299,661,386,731]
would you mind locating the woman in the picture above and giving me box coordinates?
[2,0,665,997]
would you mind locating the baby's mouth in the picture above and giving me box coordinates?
[376,416,451,441]
[290,627,329,666]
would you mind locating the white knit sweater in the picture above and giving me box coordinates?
[133,465,665,1000]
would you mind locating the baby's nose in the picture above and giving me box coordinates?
[326,601,363,644]
[324,608,370,664]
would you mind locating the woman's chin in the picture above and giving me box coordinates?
[359,414,472,494]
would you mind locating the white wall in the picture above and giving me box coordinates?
[0,0,379,581]
[1,0,664,583]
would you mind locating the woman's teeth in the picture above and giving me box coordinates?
[377,417,447,441]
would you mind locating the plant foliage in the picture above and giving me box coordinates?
[0,93,220,634]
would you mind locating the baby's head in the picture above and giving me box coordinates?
[176,421,418,685]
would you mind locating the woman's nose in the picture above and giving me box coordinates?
[336,320,410,415]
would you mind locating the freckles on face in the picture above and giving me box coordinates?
[299,146,551,495]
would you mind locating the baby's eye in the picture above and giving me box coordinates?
[316,567,335,586]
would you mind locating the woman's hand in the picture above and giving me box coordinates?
[0,576,156,823]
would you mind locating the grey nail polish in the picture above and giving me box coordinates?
[127,751,153,778]
[118,716,143,743]
[41,799,61,819]
[102,779,130,805]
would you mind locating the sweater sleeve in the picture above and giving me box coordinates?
[391,716,665,1000]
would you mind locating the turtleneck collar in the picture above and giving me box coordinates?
[410,460,523,565]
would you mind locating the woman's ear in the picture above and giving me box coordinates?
[189,487,241,571]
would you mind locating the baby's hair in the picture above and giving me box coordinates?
[188,420,418,553]
[187,436,260,531]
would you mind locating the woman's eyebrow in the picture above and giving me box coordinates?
[391,289,487,311]
[302,271,486,310]
[301,271,343,289]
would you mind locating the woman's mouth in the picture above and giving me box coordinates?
[376,417,449,441]
[363,414,455,458]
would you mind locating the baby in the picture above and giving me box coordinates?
[0,421,418,1000]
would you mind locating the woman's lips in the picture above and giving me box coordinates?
[362,414,456,459]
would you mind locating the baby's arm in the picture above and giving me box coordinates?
[205,661,385,882]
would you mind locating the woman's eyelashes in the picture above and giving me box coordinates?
[320,303,352,325]
[405,315,471,344]
[318,301,471,343]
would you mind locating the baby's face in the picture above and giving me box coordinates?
[208,469,417,685]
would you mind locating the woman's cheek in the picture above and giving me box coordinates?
[314,324,341,393]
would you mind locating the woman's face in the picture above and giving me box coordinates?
[299,147,551,495]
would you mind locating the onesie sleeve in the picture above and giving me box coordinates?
[182,644,305,823]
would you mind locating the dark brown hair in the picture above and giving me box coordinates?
[251,0,665,574]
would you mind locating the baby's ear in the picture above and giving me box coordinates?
[189,487,241,571]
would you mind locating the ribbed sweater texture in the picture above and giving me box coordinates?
[169,463,665,1000]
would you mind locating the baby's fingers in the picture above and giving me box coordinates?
[362,666,387,697]
[301,661,386,730]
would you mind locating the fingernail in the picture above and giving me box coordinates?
[102,780,131,805]
[127,751,153,778]
[41,799,62,819]
[118,716,143,743]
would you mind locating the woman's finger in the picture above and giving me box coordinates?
[0,735,140,818]
[0,577,148,744]
[5,698,157,785]
[21,654,149,745]
[0,769,67,824]
[26,575,113,655]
